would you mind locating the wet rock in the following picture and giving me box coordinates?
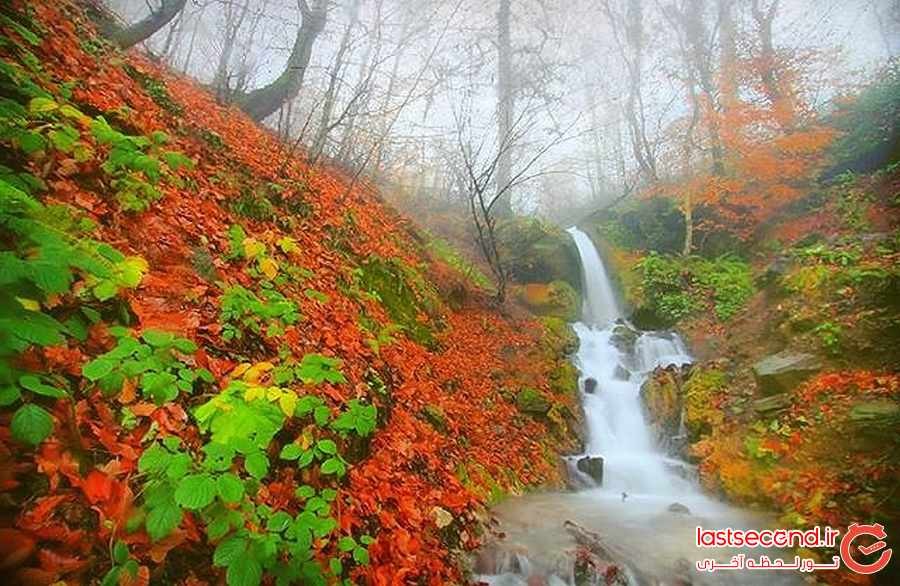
[518,281,580,321]
[609,322,639,354]
[583,377,598,394]
[752,350,822,395]
[662,459,697,482]
[613,364,630,381]
[667,502,691,515]
[752,393,791,415]
[576,455,604,485]
[850,399,900,423]
[516,387,551,414]
[639,367,684,449]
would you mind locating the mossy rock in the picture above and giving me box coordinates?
[420,404,448,433]
[541,316,579,355]
[640,367,683,441]
[496,217,581,292]
[549,361,578,395]
[516,387,551,414]
[518,280,579,321]
[683,366,727,441]
[357,257,443,348]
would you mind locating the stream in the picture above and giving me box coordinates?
[473,228,801,586]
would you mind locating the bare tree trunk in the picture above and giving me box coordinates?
[104,0,188,50]
[310,0,362,162]
[160,6,184,61]
[237,0,328,122]
[181,3,205,74]
[494,0,515,217]
[213,0,251,102]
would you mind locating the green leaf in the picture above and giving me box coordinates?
[216,473,244,504]
[146,501,182,541]
[316,439,337,455]
[294,485,315,500]
[267,511,292,533]
[83,357,115,381]
[165,452,192,480]
[202,442,235,472]
[29,97,58,114]
[353,546,370,565]
[173,338,197,353]
[329,557,342,576]
[142,329,175,347]
[206,513,231,541]
[10,404,53,445]
[279,443,303,461]
[213,535,247,567]
[138,443,170,474]
[313,405,331,426]
[19,375,67,398]
[338,536,356,552]
[174,474,217,510]
[0,385,22,407]
[297,449,315,468]
[244,451,269,479]
[227,559,262,586]
[112,540,129,564]
[319,457,345,476]
[17,130,46,154]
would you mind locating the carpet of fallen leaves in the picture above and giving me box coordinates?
[0,2,579,583]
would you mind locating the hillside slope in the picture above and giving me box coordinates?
[0,2,580,584]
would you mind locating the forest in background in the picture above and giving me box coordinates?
[0,0,898,584]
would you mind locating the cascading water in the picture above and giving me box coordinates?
[475,228,799,586]
[567,226,692,498]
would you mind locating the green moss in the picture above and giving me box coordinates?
[357,257,442,348]
[516,387,550,414]
[426,235,493,290]
[420,404,448,433]
[496,216,582,292]
[683,368,727,440]
[123,64,183,116]
[519,280,579,321]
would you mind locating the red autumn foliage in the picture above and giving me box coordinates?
[0,1,577,583]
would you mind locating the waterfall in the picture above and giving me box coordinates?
[475,229,799,586]
[566,227,621,325]
[567,227,691,496]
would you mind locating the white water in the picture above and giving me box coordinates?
[567,226,693,497]
[475,228,799,586]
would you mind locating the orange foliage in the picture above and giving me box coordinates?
[0,2,574,583]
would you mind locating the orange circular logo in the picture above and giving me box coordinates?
[840,523,892,575]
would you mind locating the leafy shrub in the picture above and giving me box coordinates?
[91,116,193,212]
[0,176,145,446]
[82,328,213,404]
[637,253,753,323]
[219,285,300,341]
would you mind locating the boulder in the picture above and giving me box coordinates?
[516,387,550,414]
[667,502,691,515]
[576,455,604,485]
[518,281,579,321]
[752,393,791,415]
[752,351,822,395]
[497,216,582,292]
[613,364,630,381]
[609,322,640,354]
[583,377,598,394]
[639,367,683,447]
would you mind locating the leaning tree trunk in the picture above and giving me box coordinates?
[104,0,187,50]
[494,0,515,217]
[237,1,327,122]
